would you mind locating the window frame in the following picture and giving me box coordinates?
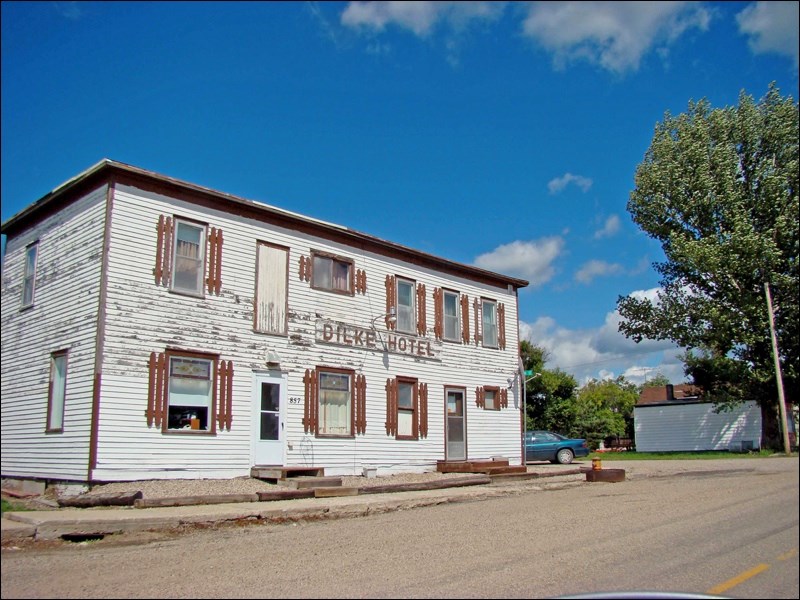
[310,251,354,295]
[481,298,498,348]
[164,350,217,434]
[316,367,354,438]
[46,350,68,433]
[442,289,461,342]
[395,377,419,440]
[21,241,39,309]
[396,277,416,335]
[170,218,207,297]
[483,386,500,411]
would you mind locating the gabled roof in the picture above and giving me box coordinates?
[1,159,530,290]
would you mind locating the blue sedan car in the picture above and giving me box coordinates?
[525,430,589,464]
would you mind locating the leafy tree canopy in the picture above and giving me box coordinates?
[617,83,798,420]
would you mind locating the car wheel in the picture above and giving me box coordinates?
[556,448,574,464]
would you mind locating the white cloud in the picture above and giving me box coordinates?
[521,287,684,385]
[593,214,621,239]
[341,1,504,37]
[473,237,565,286]
[547,172,593,194]
[521,1,711,74]
[574,259,624,284]
[736,1,799,68]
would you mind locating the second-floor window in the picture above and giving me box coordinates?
[443,290,460,341]
[312,253,352,294]
[22,242,38,307]
[255,242,288,335]
[482,299,498,348]
[396,278,416,334]
[172,220,206,295]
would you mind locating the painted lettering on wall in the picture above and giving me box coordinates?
[315,320,442,360]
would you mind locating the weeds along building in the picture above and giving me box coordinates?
[1,159,529,484]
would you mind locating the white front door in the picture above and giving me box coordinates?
[253,373,285,466]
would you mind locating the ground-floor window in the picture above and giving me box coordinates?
[167,355,213,431]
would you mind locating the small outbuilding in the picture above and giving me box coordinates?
[634,385,762,452]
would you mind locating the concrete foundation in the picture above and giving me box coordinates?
[585,468,626,483]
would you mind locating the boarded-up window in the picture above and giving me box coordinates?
[255,242,288,335]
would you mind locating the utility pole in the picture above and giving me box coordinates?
[764,282,791,456]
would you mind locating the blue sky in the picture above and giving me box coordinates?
[2,1,798,385]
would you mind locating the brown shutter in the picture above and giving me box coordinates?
[147,352,167,428]
[473,298,481,345]
[154,216,174,287]
[419,383,428,438]
[355,374,367,435]
[385,275,396,330]
[299,255,311,282]
[475,386,485,409]
[217,360,234,431]
[206,227,223,295]
[433,288,443,341]
[147,352,157,426]
[498,302,506,350]
[416,283,427,336]
[356,269,367,294]
[303,369,318,434]
[461,294,470,344]
[500,388,508,409]
[385,378,398,436]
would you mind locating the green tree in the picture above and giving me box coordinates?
[519,340,578,433]
[574,377,639,448]
[617,84,798,446]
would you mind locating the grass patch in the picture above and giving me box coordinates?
[1,497,32,514]
[586,449,786,461]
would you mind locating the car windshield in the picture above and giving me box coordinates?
[525,431,568,441]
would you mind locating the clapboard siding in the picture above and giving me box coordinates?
[634,401,762,452]
[89,182,522,479]
[4,164,525,482]
[1,186,107,481]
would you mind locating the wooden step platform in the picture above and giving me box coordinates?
[436,458,513,474]
[251,466,325,482]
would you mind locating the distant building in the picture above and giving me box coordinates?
[1,160,528,485]
[634,385,761,452]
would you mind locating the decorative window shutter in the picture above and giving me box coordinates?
[498,302,506,350]
[500,388,509,409]
[385,378,398,436]
[217,360,234,431]
[433,288,443,341]
[147,352,168,428]
[303,369,318,434]
[419,383,428,438]
[385,275,397,330]
[206,227,223,295]
[154,216,174,286]
[475,386,485,409]
[355,269,367,295]
[416,283,427,336]
[460,294,470,344]
[355,374,367,435]
[299,255,311,282]
[473,298,482,345]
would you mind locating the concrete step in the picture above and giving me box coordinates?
[278,476,343,489]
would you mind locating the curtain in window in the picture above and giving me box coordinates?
[397,280,415,333]
[482,301,498,347]
[319,372,351,435]
[48,353,67,430]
